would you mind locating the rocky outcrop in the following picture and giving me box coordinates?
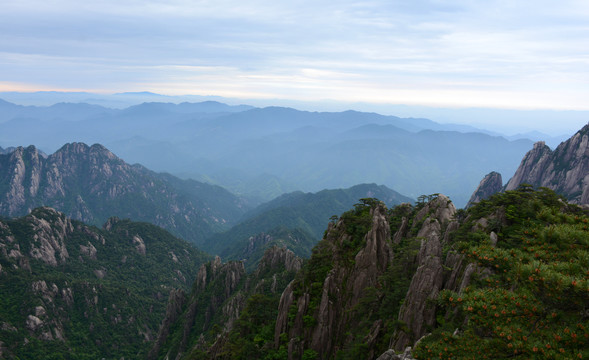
[392,195,457,350]
[27,207,73,266]
[132,235,146,255]
[506,141,553,191]
[377,348,416,360]
[147,289,187,360]
[156,258,247,358]
[505,123,589,204]
[254,245,303,275]
[0,142,248,245]
[466,171,503,208]
[0,206,208,358]
[152,246,301,360]
[275,204,394,359]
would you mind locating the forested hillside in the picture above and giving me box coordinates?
[0,207,209,359]
[151,187,589,359]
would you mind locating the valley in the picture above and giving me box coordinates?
[0,98,588,359]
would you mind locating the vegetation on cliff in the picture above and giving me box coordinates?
[0,143,249,247]
[154,187,588,360]
[413,187,589,359]
[149,246,302,360]
[0,207,209,359]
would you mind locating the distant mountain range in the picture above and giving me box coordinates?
[1,107,587,360]
[0,99,537,206]
[206,183,412,269]
[0,142,413,262]
[0,143,249,245]
[0,90,585,136]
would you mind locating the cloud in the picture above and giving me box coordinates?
[1,0,589,110]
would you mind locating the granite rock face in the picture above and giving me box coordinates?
[151,246,301,360]
[0,142,247,245]
[505,123,589,204]
[392,195,457,350]
[0,206,206,358]
[466,171,503,208]
[274,205,394,359]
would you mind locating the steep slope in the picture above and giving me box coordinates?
[151,187,589,360]
[465,171,503,208]
[206,184,412,263]
[272,188,588,359]
[272,195,460,359]
[505,123,589,204]
[408,187,589,359]
[274,200,396,359]
[149,246,302,360]
[0,143,249,245]
[0,207,209,359]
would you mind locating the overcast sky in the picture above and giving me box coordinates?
[2,0,589,113]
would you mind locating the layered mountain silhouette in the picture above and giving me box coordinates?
[0,99,534,206]
[206,183,412,269]
[1,115,588,359]
[0,143,249,245]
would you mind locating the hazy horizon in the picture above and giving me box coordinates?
[1,90,588,137]
[2,0,589,133]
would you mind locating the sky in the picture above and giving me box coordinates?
[1,0,589,126]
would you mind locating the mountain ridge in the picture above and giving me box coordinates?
[205,183,412,265]
[0,206,210,358]
[0,98,535,206]
[152,187,589,359]
[467,122,589,206]
[0,142,249,245]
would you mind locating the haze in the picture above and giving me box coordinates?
[1,0,589,134]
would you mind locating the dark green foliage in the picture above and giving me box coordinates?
[153,246,299,360]
[206,184,412,260]
[0,208,209,359]
[223,294,280,359]
[223,225,316,273]
[413,188,589,359]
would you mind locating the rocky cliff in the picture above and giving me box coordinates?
[272,190,588,359]
[274,203,395,359]
[149,186,589,359]
[391,195,458,350]
[269,195,466,358]
[150,246,302,360]
[148,196,471,359]
[504,123,589,204]
[0,207,208,359]
[0,142,248,245]
[465,171,503,208]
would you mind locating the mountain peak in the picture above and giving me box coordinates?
[57,142,91,153]
[0,142,248,242]
[505,123,589,204]
[466,171,503,208]
[533,140,547,149]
